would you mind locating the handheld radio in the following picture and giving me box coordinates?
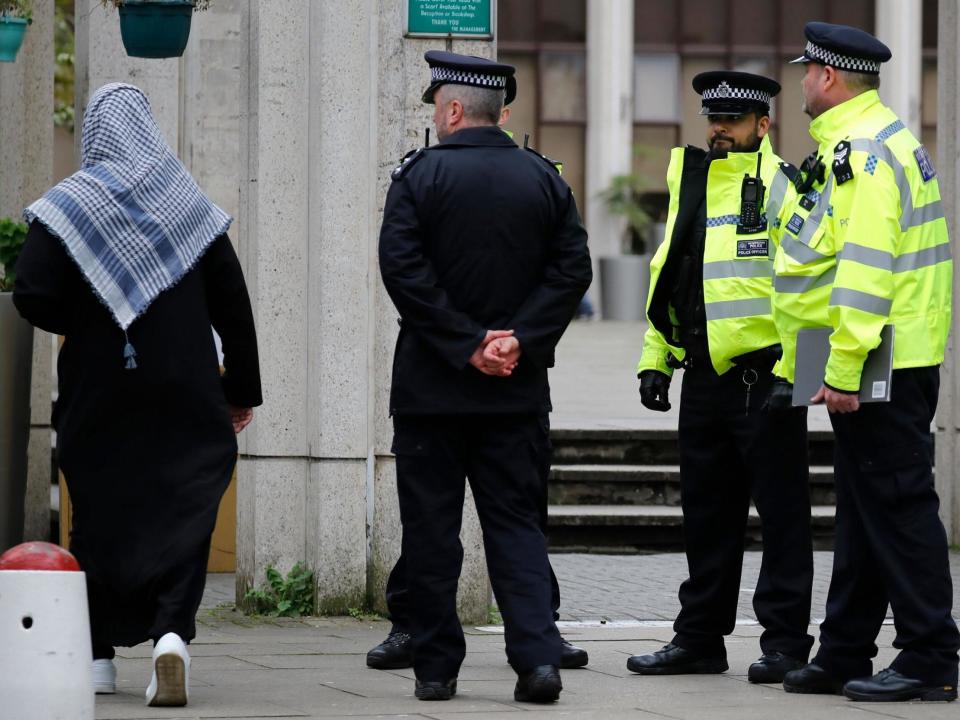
[737,153,766,234]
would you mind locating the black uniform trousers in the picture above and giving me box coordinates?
[393,413,562,681]
[385,418,562,628]
[814,366,959,685]
[673,363,814,660]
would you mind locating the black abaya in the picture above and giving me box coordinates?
[14,222,261,646]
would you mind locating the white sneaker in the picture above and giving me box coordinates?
[92,658,116,694]
[145,632,190,707]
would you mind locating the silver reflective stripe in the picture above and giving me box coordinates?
[839,242,893,271]
[781,234,829,264]
[893,242,953,272]
[705,297,771,320]
[795,172,834,246]
[774,267,837,293]
[829,287,892,316]
[906,200,945,228]
[703,259,773,280]
[765,168,791,231]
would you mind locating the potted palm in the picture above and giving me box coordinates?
[598,171,657,322]
[100,0,210,59]
[0,218,33,551]
[0,0,32,63]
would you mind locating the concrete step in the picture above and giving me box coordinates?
[548,464,836,506]
[550,428,836,466]
[546,504,836,553]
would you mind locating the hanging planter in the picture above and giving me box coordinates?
[102,0,209,60]
[0,1,33,63]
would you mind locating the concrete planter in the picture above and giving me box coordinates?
[0,293,33,552]
[599,254,651,322]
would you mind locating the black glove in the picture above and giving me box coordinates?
[639,370,671,412]
[763,378,794,411]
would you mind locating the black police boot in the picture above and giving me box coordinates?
[560,637,588,669]
[843,669,958,702]
[514,665,562,703]
[626,643,727,675]
[748,651,807,684]
[366,629,412,669]
[414,677,457,701]
[782,662,845,694]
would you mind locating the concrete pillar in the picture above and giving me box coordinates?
[235,1,492,621]
[935,0,960,544]
[585,0,634,313]
[876,0,922,137]
[0,0,55,542]
[74,0,180,150]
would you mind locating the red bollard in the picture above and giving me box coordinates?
[0,541,94,719]
[0,541,82,571]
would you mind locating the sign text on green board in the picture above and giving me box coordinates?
[407,0,494,39]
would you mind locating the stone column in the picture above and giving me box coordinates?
[876,0,922,137]
[585,0,634,312]
[935,0,960,543]
[368,3,493,625]
[236,0,491,621]
[0,0,55,542]
[74,0,180,149]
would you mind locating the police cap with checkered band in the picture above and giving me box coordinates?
[422,50,517,105]
[789,21,891,75]
[692,71,780,117]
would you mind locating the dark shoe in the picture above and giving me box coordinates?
[366,630,412,669]
[783,663,845,694]
[626,643,727,675]
[514,665,562,703]
[415,678,457,701]
[843,669,958,702]
[560,637,588,669]
[748,651,806,684]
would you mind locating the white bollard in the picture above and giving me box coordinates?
[0,569,94,720]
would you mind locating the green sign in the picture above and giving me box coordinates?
[407,0,494,39]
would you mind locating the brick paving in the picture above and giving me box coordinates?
[204,550,960,623]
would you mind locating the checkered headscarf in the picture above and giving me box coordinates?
[23,83,231,331]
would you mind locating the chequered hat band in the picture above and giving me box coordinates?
[430,66,507,90]
[701,81,770,106]
[804,41,882,74]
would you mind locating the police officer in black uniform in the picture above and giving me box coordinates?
[378,51,592,704]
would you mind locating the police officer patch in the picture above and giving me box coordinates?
[913,145,937,182]
[736,239,769,258]
[786,213,805,236]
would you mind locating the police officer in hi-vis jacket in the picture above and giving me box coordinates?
[771,22,959,703]
[627,71,814,684]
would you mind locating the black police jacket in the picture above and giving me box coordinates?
[379,125,592,415]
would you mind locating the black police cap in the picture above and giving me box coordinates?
[422,50,517,105]
[692,71,780,116]
[790,21,892,75]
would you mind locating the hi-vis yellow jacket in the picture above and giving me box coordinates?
[638,135,797,377]
[771,90,952,390]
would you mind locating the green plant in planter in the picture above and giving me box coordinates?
[0,0,33,20]
[599,144,667,255]
[0,218,27,292]
[243,563,315,618]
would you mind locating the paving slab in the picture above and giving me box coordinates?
[94,619,959,720]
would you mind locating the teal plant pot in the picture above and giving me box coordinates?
[0,16,29,63]
[118,0,194,59]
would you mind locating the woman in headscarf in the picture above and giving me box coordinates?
[13,83,261,708]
